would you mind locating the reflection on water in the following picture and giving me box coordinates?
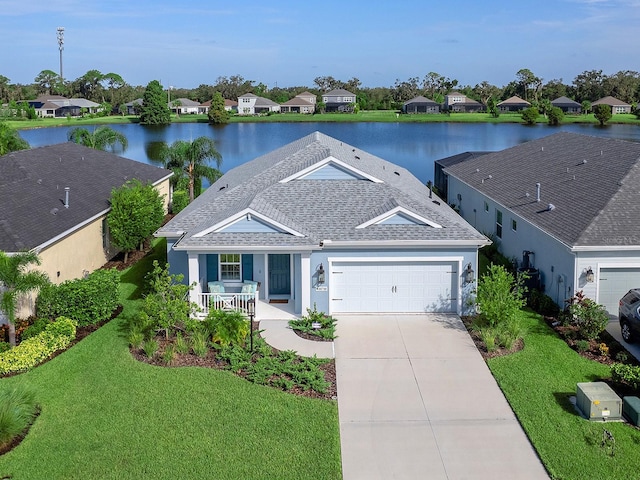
[19,122,640,184]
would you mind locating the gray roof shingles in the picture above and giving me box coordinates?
[159,132,486,249]
[444,132,640,247]
[0,143,172,252]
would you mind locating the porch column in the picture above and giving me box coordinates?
[301,252,311,313]
[187,252,200,305]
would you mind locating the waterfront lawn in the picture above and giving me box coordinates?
[0,240,341,480]
[487,310,640,480]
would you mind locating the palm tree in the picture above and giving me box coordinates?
[67,126,128,153]
[0,122,29,155]
[0,251,49,346]
[159,137,223,202]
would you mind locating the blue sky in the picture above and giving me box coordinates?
[1,0,639,90]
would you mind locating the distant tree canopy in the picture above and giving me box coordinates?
[0,122,29,155]
[139,80,171,125]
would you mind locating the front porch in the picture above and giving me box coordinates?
[196,292,298,321]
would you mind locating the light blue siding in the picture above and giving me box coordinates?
[378,213,422,225]
[219,217,282,233]
[167,238,188,285]
[293,254,302,314]
[302,163,364,180]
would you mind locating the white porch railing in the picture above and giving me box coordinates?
[198,291,258,317]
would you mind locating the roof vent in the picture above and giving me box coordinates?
[536,182,541,202]
[64,187,70,209]
[50,208,58,215]
[37,179,42,184]
[541,146,544,151]
[394,171,400,176]
[548,203,556,211]
[583,159,587,164]
[432,200,441,206]
[355,155,360,160]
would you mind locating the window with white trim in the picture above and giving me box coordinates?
[496,209,503,238]
[220,254,241,281]
[511,219,517,232]
[484,201,489,213]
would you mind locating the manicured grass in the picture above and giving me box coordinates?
[487,310,640,480]
[0,239,341,479]
[7,111,640,130]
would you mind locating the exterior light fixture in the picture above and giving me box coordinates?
[464,263,475,284]
[317,263,325,284]
[585,267,595,283]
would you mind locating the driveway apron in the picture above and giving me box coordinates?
[335,314,549,480]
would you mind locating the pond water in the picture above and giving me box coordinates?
[19,121,640,184]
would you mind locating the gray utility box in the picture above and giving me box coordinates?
[576,382,622,421]
[623,396,640,426]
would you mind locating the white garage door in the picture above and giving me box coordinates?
[598,267,640,315]
[330,261,458,313]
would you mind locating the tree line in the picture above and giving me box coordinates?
[1,67,640,113]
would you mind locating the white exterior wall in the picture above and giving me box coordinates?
[238,96,256,115]
[448,177,576,305]
[575,250,640,303]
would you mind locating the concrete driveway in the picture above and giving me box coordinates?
[335,314,549,480]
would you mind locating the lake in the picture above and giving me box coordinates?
[19,122,640,184]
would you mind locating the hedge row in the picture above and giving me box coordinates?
[0,317,76,375]
[36,269,119,326]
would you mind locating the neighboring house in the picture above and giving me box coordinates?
[434,151,492,200]
[124,98,143,115]
[403,96,440,114]
[155,132,489,320]
[321,89,356,112]
[497,95,530,112]
[444,92,483,112]
[169,98,201,115]
[26,95,102,117]
[280,92,316,113]
[0,143,172,318]
[592,96,632,114]
[551,96,582,114]
[201,99,238,113]
[237,93,281,115]
[441,132,640,314]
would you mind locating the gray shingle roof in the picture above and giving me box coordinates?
[158,132,486,249]
[551,96,581,107]
[323,89,356,97]
[497,95,530,106]
[443,132,640,247]
[0,143,172,252]
[592,96,631,107]
[404,96,439,106]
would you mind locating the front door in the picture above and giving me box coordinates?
[268,254,291,296]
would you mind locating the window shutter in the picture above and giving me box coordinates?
[242,254,253,281]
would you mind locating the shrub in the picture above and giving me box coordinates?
[36,269,120,326]
[611,363,640,391]
[0,342,10,353]
[128,331,144,350]
[174,332,189,354]
[599,343,609,357]
[142,339,158,359]
[0,317,76,375]
[615,351,629,363]
[565,291,609,341]
[575,339,590,353]
[162,344,176,365]
[20,318,51,341]
[190,331,209,358]
[288,305,337,340]
[476,264,527,328]
[204,309,249,346]
[0,386,38,448]
[171,189,189,214]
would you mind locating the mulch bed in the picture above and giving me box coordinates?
[131,333,337,401]
[291,329,334,342]
[460,316,524,360]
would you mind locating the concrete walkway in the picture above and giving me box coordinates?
[335,314,549,480]
[259,319,335,358]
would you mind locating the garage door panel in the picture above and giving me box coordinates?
[599,267,640,315]
[331,261,458,313]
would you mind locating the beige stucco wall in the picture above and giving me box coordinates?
[13,178,171,320]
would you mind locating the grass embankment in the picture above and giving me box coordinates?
[7,111,640,130]
[488,310,640,480]
[0,239,341,480]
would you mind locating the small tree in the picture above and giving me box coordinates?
[487,97,499,118]
[207,92,230,124]
[67,126,128,153]
[547,106,564,125]
[476,264,527,328]
[521,106,540,125]
[593,104,612,126]
[0,122,29,155]
[107,180,165,263]
[581,100,591,115]
[0,251,49,346]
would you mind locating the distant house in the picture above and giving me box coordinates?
[27,95,101,117]
[444,92,483,112]
[440,132,640,314]
[497,96,530,112]
[592,96,632,114]
[0,143,172,318]
[169,98,201,115]
[124,98,143,115]
[237,93,281,115]
[281,92,317,114]
[402,96,440,114]
[321,89,356,112]
[199,99,237,114]
[551,96,582,114]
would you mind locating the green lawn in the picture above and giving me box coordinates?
[6,111,640,130]
[488,310,640,480]
[0,240,341,480]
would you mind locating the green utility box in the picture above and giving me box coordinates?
[623,396,640,426]
[576,382,622,421]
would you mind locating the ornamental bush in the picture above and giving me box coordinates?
[563,291,609,340]
[0,317,76,375]
[36,269,119,326]
[0,385,38,448]
[611,363,640,391]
